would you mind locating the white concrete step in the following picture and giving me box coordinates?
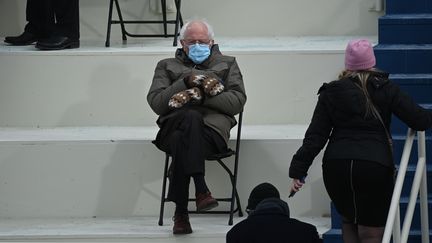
[0,124,308,143]
[0,125,330,219]
[0,36,376,127]
[0,216,330,242]
[1,0,381,39]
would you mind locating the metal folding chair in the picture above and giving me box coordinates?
[158,112,244,226]
[105,0,183,47]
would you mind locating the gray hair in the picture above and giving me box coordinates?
[179,19,215,40]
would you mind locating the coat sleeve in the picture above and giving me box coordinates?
[226,226,240,243]
[289,94,333,179]
[202,58,247,116]
[147,60,188,115]
[388,82,432,131]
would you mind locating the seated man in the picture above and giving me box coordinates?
[226,183,321,243]
[147,19,246,234]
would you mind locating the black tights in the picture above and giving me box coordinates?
[342,220,384,243]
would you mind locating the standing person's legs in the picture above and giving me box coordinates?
[25,0,54,37]
[4,0,52,45]
[53,0,79,40]
[35,0,79,49]
[357,226,384,243]
[342,222,359,243]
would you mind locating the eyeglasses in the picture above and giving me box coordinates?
[183,39,212,46]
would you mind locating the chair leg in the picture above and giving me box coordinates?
[228,172,243,225]
[105,0,115,47]
[158,155,170,226]
[236,190,243,217]
[161,0,168,37]
[216,159,242,225]
[178,0,184,26]
[172,0,181,46]
[113,0,127,41]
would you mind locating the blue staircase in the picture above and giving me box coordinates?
[323,0,432,242]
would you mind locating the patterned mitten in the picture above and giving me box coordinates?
[184,74,207,88]
[168,87,203,108]
[202,77,224,96]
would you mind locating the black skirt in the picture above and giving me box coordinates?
[323,159,394,227]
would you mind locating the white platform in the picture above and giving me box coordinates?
[0,216,330,242]
[0,125,308,143]
[0,36,353,242]
[0,36,377,55]
[0,36,377,127]
[0,37,340,221]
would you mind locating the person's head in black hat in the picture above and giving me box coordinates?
[246,182,281,214]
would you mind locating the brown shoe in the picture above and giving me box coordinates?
[196,191,219,211]
[173,213,192,234]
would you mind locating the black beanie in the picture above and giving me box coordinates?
[247,182,280,210]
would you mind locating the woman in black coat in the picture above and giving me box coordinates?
[289,39,432,243]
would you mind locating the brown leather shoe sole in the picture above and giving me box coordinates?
[197,199,219,211]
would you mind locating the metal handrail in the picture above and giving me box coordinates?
[382,129,429,243]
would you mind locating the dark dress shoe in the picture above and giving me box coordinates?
[196,191,219,211]
[173,213,192,234]
[4,32,38,46]
[36,36,80,50]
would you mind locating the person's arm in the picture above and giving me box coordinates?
[289,94,333,179]
[311,227,321,243]
[202,59,247,116]
[147,60,188,115]
[388,82,432,131]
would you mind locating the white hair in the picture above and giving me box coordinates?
[179,19,215,40]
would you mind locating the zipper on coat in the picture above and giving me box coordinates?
[350,160,358,224]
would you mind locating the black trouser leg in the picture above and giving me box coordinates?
[24,0,54,37]
[53,0,80,39]
[154,108,227,206]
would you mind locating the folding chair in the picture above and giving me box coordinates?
[105,0,183,47]
[158,112,244,226]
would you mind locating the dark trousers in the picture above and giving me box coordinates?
[154,108,227,205]
[24,0,80,39]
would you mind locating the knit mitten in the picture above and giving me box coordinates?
[184,74,207,88]
[202,77,224,96]
[168,87,203,108]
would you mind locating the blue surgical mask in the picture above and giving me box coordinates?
[187,43,211,64]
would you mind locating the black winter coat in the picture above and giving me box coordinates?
[289,72,432,179]
[226,198,321,243]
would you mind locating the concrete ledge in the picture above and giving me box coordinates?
[0,125,308,143]
[0,215,330,242]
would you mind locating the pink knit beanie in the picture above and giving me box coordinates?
[345,39,376,71]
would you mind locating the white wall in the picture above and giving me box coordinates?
[0,0,382,40]
[0,47,347,127]
[0,139,328,219]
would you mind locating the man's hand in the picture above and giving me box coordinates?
[202,77,224,96]
[168,87,203,108]
[184,74,207,88]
